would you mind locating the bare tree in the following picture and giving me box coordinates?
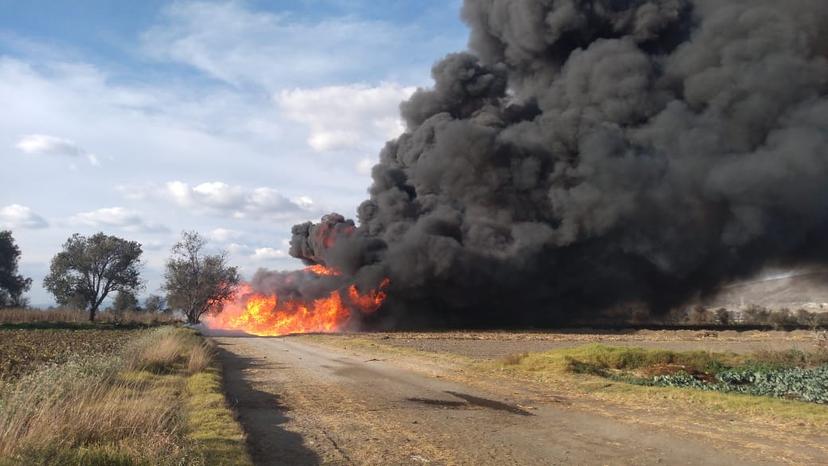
[43,233,143,321]
[163,231,239,324]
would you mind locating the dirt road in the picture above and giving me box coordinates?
[210,335,810,465]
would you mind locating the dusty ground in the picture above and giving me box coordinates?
[354,329,821,359]
[212,330,827,465]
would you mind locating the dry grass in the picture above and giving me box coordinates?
[498,352,529,365]
[817,330,828,351]
[0,354,181,464]
[750,347,828,367]
[125,328,194,373]
[0,327,250,465]
[0,307,179,326]
[187,341,215,375]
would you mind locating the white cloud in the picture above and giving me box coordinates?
[0,204,48,229]
[15,133,100,165]
[70,207,168,233]
[16,134,81,156]
[208,228,242,242]
[293,196,314,210]
[356,157,375,175]
[185,181,246,210]
[142,2,412,90]
[251,247,288,261]
[277,83,414,152]
[154,181,315,220]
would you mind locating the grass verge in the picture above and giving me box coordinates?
[486,344,828,425]
[0,327,251,465]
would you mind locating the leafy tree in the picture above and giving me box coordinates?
[742,305,771,325]
[144,294,166,313]
[43,233,143,321]
[714,308,731,326]
[164,231,239,324]
[794,309,818,328]
[0,230,32,308]
[769,308,796,329]
[111,290,139,312]
[666,308,689,324]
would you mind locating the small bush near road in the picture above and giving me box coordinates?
[124,327,200,373]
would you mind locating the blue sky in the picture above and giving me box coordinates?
[0,0,467,306]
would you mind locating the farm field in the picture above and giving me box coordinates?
[0,329,138,381]
[355,329,825,359]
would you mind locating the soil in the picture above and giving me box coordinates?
[211,330,827,465]
[355,329,822,359]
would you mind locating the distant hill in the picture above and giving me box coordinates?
[705,270,828,311]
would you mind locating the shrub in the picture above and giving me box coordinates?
[125,327,200,373]
[560,345,729,375]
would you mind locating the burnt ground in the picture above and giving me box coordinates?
[211,330,827,465]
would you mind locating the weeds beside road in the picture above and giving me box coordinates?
[0,326,251,465]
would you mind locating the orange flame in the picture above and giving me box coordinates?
[205,265,389,336]
[305,264,340,276]
[347,278,390,314]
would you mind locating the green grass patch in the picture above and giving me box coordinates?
[185,370,251,466]
[486,344,828,425]
[491,344,741,375]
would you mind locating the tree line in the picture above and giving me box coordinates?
[0,230,239,324]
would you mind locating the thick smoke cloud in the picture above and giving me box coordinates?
[289,0,828,328]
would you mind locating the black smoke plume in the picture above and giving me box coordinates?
[288,0,828,328]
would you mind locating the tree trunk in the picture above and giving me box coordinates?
[89,305,97,322]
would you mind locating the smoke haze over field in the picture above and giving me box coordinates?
[284,0,828,328]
